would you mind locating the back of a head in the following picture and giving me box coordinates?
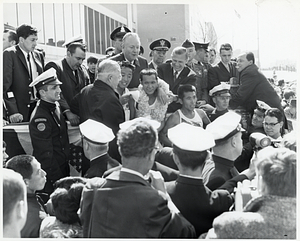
[51,183,84,224]
[245,52,255,64]
[4,29,18,44]
[54,176,87,190]
[3,169,26,228]
[117,121,157,158]
[5,155,34,179]
[96,59,120,77]
[256,147,296,197]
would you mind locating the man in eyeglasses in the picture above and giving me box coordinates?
[207,43,239,99]
[263,108,284,141]
[148,38,171,70]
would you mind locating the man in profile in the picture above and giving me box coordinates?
[80,120,196,238]
[3,168,28,238]
[3,29,18,50]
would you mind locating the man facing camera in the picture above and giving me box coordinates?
[157,46,197,113]
[80,120,196,238]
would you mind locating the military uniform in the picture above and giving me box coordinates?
[29,99,70,194]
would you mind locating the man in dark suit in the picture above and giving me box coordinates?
[165,123,254,237]
[29,68,70,195]
[109,32,148,89]
[80,120,196,238]
[79,119,120,178]
[3,24,44,123]
[157,46,197,113]
[45,42,90,126]
[229,52,282,114]
[208,43,239,93]
[148,38,171,70]
[70,59,125,162]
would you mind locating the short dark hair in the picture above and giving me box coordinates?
[178,84,196,100]
[3,169,26,226]
[54,176,87,190]
[67,42,87,54]
[264,108,284,123]
[209,48,216,55]
[283,89,295,100]
[118,61,135,72]
[87,56,98,64]
[173,145,208,170]
[16,24,38,40]
[257,147,296,197]
[139,68,158,82]
[6,154,34,179]
[219,43,232,52]
[51,183,84,224]
[245,52,255,64]
[117,121,157,158]
[4,29,18,44]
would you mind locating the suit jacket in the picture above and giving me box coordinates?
[84,153,120,178]
[201,155,240,191]
[157,63,197,112]
[208,61,238,91]
[229,64,282,113]
[166,175,234,237]
[3,45,44,121]
[80,170,196,238]
[29,100,70,193]
[70,80,125,162]
[109,53,148,88]
[45,59,90,112]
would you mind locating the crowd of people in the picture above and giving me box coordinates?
[2,23,297,238]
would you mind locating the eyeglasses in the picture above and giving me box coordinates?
[263,122,279,127]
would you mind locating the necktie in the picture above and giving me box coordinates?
[27,53,33,81]
[55,102,61,121]
[174,71,178,82]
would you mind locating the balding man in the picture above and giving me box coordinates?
[3,29,18,50]
[109,32,148,89]
[70,59,125,162]
[229,52,282,114]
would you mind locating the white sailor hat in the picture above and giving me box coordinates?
[256,100,271,113]
[206,111,245,143]
[79,119,115,144]
[209,82,231,96]
[29,68,62,89]
[168,123,215,151]
[62,34,83,47]
[119,117,160,130]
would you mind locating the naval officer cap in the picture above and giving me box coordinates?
[110,26,131,40]
[209,82,231,96]
[206,111,245,143]
[79,119,115,144]
[62,34,83,47]
[182,39,194,48]
[193,42,209,52]
[119,117,160,130]
[256,100,271,113]
[29,68,62,89]
[149,38,171,51]
[168,123,215,151]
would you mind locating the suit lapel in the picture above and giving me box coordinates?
[16,46,30,75]
[173,67,188,89]
[32,52,43,74]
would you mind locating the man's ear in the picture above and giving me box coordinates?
[172,152,180,168]
[67,51,71,57]
[178,98,183,105]
[230,135,237,147]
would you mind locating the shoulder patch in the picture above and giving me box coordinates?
[37,123,46,132]
[34,118,47,123]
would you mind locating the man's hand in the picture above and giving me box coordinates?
[156,87,168,105]
[65,111,80,126]
[241,154,257,180]
[199,103,214,112]
[148,170,166,193]
[9,113,23,123]
[119,94,131,105]
[3,119,9,126]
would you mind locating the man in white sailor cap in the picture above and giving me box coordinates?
[202,111,244,191]
[29,68,70,195]
[62,34,84,48]
[80,119,120,178]
[165,123,254,237]
[203,82,230,122]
